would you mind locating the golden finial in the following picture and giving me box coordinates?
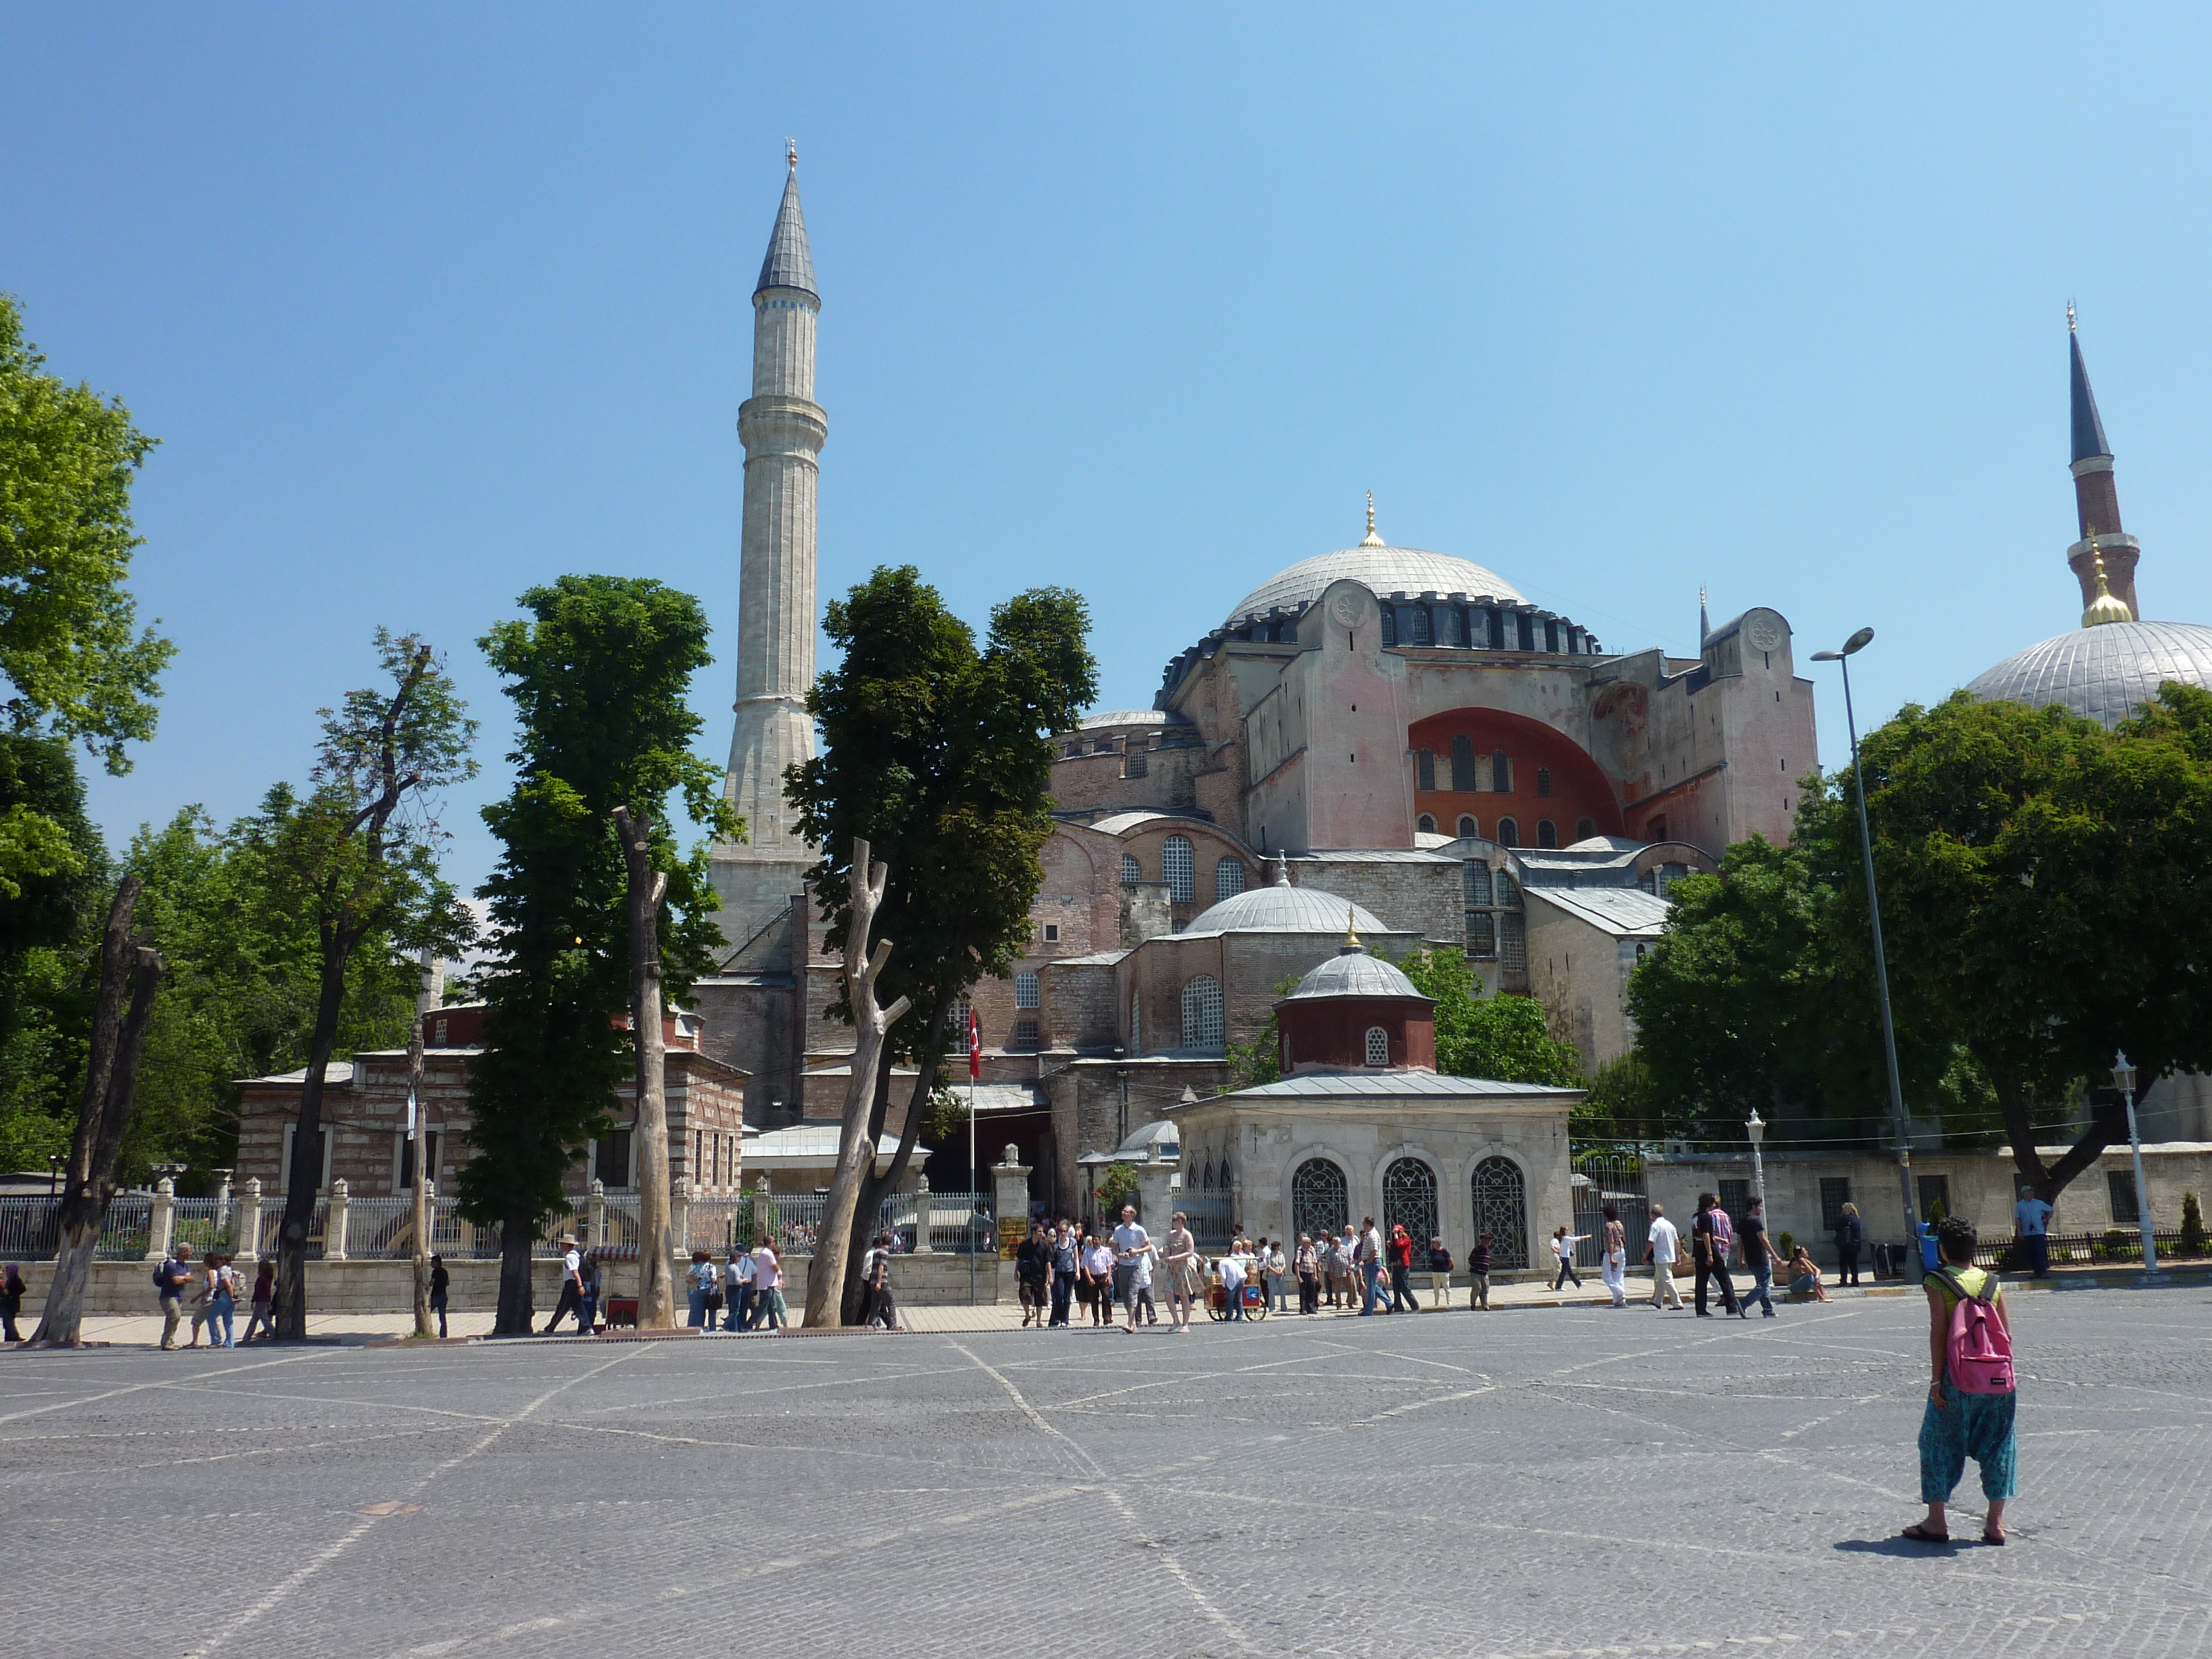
[785,138,799,170]
[2082,543,2133,628]
[1360,492,1384,548]
[1345,905,1362,950]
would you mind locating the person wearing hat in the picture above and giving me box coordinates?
[543,1235,587,1333]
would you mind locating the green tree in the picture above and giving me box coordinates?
[1399,946,1583,1087]
[270,632,477,1336]
[457,577,737,1335]
[786,566,1096,1322]
[0,296,172,790]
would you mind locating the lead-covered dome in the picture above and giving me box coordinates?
[1965,620,2212,728]
[1223,545,1524,631]
[1284,950,1429,1002]
[1181,883,1386,939]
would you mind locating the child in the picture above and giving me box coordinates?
[1550,1225,1587,1291]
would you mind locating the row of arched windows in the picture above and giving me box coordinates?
[1119,837,1247,903]
[1128,976,1227,1054]
[1418,814,1597,848]
[1284,1154,1528,1266]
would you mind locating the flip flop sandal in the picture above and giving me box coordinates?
[1900,1524,1951,1544]
[1980,1531,2007,1546]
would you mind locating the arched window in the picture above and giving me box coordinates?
[1438,607,1462,646]
[1014,971,1040,1008]
[1416,814,1436,834]
[1536,766,1553,798]
[1383,1157,1438,1249]
[1214,858,1245,900]
[1472,1156,1529,1268]
[1537,819,1558,849]
[1121,854,1140,888]
[1129,991,1141,1053]
[1379,609,1396,646]
[1364,1025,1390,1067]
[1162,836,1195,903]
[1496,817,1520,848]
[953,1000,972,1047]
[1408,606,1431,646]
[1201,1159,1215,1190]
[1291,1158,1349,1241]
[1456,815,1478,838]
[1180,974,1224,1050]
[1575,816,1597,843]
[1450,734,1476,792]
[1492,750,1511,792]
[1463,861,1493,905]
[1417,748,1436,791]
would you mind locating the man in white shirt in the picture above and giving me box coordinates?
[752,1240,786,1330]
[1110,1205,1152,1333]
[1215,1248,1247,1322]
[1644,1206,1684,1310]
[2013,1185,2054,1278]
[1359,1217,1389,1315]
[543,1238,586,1334]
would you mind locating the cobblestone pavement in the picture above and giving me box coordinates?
[4,1290,2207,1659]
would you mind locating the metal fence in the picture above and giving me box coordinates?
[1570,1154,1649,1270]
[1178,1193,1234,1252]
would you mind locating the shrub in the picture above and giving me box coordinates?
[2181,1191,2206,1256]
[1777,1230,1796,1258]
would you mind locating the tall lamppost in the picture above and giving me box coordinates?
[2111,1051,2158,1276]
[1745,1110,1768,1214]
[1809,626,1919,1259]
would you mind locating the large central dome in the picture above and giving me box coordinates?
[1223,545,1524,631]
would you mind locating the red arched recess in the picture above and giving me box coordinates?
[1407,708,1623,846]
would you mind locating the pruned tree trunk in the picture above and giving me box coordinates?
[842,990,953,1326]
[276,947,350,1340]
[32,877,163,1347]
[614,805,675,1329]
[495,1215,537,1333]
[806,839,910,1329]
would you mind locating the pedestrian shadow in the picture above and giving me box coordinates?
[1834,1536,1959,1558]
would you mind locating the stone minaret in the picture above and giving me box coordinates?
[2066,308,2141,620]
[715,149,826,950]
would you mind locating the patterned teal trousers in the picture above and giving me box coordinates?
[1919,1381,2017,1503]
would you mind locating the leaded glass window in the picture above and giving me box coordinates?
[1162,836,1195,902]
[1451,734,1475,792]
[1014,971,1040,1009]
[1463,861,1493,906]
[1457,815,1478,838]
[1121,854,1140,887]
[1180,974,1224,1050]
[1492,749,1512,792]
[1364,1025,1390,1067]
[1215,859,1245,900]
[1417,748,1436,791]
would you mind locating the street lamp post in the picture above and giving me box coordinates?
[1745,1110,1768,1215]
[2111,1051,2159,1277]
[1809,627,1919,1263]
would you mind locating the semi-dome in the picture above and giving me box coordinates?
[1181,883,1386,939]
[1283,950,1429,1003]
[1223,545,1524,631]
[1965,620,2212,728]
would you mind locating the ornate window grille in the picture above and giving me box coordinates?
[1472,1156,1528,1268]
[1215,859,1245,900]
[1291,1158,1349,1242]
[1383,1157,1438,1250]
[1364,1026,1390,1067]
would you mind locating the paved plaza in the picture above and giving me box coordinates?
[2,1288,2207,1659]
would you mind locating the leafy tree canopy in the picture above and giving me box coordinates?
[1400,946,1584,1087]
[0,296,172,778]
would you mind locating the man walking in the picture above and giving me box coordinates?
[1645,1204,1684,1309]
[1467,1231,1493,1310]
[155,1242,195,1350]
[543,1236,586,1333]
[1691,1194,1738,1318]
[1735,1196,1783,1318]
[2013,1184,2053,1279]
[1427,1236,1454,1308]
[1387,1222,1420,1312]
[751,1238,786,1330]
[1358,1216,1390,1315]
[1110,1205,1152,1333]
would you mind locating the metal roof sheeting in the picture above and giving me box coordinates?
[1965,619,2212,728]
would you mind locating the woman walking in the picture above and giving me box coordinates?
[1835,1202,1864,1286]
[1549,1225,1587,1291]
[1600,1204,1628,1305]
[1163,1213,1202,1332]
[205,1254,239,1349]
[242,1260,278,1342]
[1903,1217,2016,1546]
[425,1256,447,1339]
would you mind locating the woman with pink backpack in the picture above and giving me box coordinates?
[1903,1215,2017,1546]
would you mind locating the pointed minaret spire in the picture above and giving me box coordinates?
[1360,492,1384,548]
[2065,308,2139,622]
[1698,584,1710,646]
[755,145,817,299]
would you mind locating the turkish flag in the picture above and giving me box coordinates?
[967,1006,981,1081]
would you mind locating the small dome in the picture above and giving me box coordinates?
[1181,884,1387,938]
[1222,545,1524,631]
[1965,619,2212,728]
[1284,950,1429,1003]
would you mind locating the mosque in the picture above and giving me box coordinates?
[693,155,1816,1244]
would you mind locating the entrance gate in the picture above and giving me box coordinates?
[1570,1150,1649,1270]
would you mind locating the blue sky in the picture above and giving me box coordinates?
[9,7,2212,893]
